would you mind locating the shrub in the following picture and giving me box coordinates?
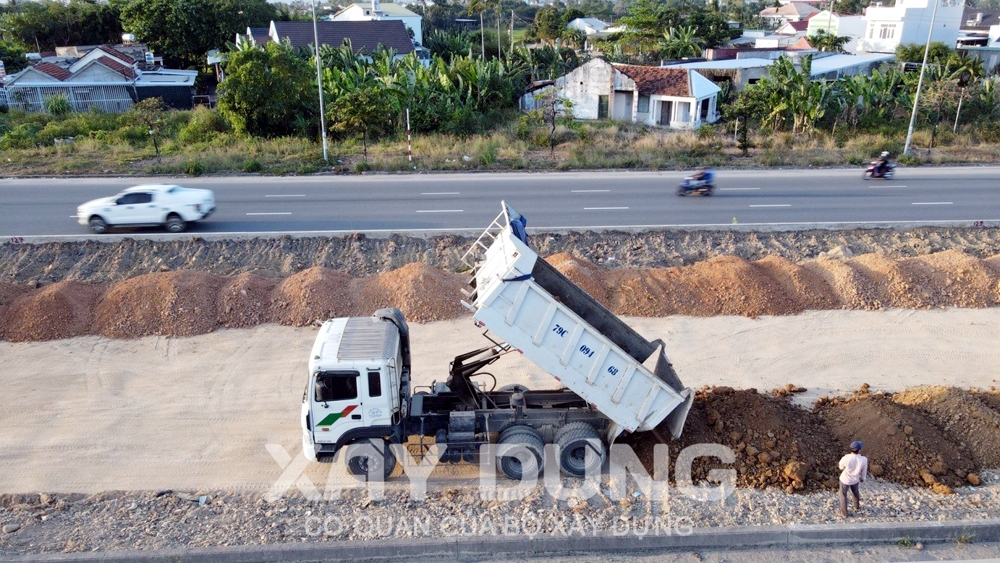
[43,94,72,116]
[354,160,370,173]
[184,160,205,176]
[243,158,263,173]
[298,164,318,174]
[178,107,229,144]
[0,122,44,149]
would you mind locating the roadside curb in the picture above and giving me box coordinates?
[4,518,998,562]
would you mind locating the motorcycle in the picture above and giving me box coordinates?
[677,175,715,196]
[863,160,896,180]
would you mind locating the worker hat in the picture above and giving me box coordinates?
[850,440,864,452]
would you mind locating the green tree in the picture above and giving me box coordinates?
[661,25,705,59]
[217,41,315,137]
[0,0,122,51]
[808,29,849,53]
[114,0,276,68]
[126,97,167,157]
[0,40,29,74]
[328,86,397,160]
[531,6,564,42]
[895,42,952,64]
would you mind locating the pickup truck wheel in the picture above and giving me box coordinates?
[88,216,109,234]
[164,214,187,233]
[496,428,544,480]
[345,439,396,481]
[555,422,605,477]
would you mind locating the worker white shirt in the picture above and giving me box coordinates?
[838,453,869,485]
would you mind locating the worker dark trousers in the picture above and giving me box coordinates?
[839,482,860,515]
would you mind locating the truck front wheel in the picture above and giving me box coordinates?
[345,439,396,481]
[555,422,606,477]
[165,214,187,233]
[496,427,544,480]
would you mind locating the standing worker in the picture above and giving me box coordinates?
[838,440,868,517]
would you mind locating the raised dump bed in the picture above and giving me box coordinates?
[461,202,693,439]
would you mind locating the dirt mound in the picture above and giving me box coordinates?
[802,258,883,309]
[893,386,1000,469]
[899,250,1000,308]
[270,267,357,326]
[0,281,104,341]
[625,387,841,492]
[752,255,839,312]
[360,262,466,323]
[545,253,610,306]
[815,387,977,491]
[94,271,226,338]
[0,282,31,309]
[848,253,924,309]
[218,273,280,329]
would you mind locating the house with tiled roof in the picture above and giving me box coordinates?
[520,59,720,130]
[760,2,820,26]
[1,43,197,113]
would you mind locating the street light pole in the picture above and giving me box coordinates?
[903,0,941,156]
[312,0,330,163]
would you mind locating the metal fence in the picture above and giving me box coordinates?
[1,84,135,113]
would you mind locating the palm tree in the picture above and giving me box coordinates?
[660,26,705,59]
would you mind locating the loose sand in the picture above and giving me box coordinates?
[1,308,998,495]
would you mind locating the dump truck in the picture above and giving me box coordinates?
[300,201,693,480]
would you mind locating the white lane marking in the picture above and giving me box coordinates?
[584,206,629,210]
[421,192,460,195]
[246,212,292,215]
[265,194,305,197]
[720,187,760,191]
[416,209,463,213]
[867,185,908,188]
[912,202,952,205]
[749,204,791,207]
[572,189,611,193]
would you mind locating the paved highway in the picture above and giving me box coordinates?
[1,166,997,239]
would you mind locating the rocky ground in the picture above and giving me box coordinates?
[2,225,1000,555]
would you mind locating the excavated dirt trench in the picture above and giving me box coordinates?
[3,228,1000,494]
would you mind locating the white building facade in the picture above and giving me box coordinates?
[332,1,423,45]
[857,0,965,54]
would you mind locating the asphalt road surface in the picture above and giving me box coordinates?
[1,166,998,239]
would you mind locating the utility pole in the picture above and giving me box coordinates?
[311,0,329,163]
[903,0,941,156]
[480,12,485,58]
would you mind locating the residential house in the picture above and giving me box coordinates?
[957,7,1000,47]
[521,59,721,130]
[958,20,1000,71]
[807,10,867,53]
[265,20,415,58]
[1,44,197,113]
[759,2,820,27]
[856,0,965,54]
[775,20,811,36]
[566,17,612,38]
[332,1,423,46]
[666,52,894,90]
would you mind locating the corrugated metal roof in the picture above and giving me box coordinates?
[271,20,414,54]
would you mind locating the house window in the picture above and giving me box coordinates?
[598,95,609,119]
[878,24,896,40]
[637,95,650,113]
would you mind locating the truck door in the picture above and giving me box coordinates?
[363,369,392,427]
[311,371,364,443]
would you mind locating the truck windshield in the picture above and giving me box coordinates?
[315,371,359,402]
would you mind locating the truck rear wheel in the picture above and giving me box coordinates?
[554,422,605,477]
[496,427,544,480]
[344,439,396,481]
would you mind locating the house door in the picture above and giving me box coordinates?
[659,101,672,125]
[598,95,609,119]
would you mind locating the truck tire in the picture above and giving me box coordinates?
[165,214,187,233]
[344,439,396,481]
[88,216,109,234]
[497,384,529,393]
[497,423,536,444]
[496,427,544,480]
[554,422,605,477]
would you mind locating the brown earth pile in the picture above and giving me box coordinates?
[893,386,1000,469]
[2,249,1000,341]
[815,386,978,493]
[625,387,841,492]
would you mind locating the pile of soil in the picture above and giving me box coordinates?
[815,386,978,492]
[2,249,1000,341]
[625,387,841,492]
[894,386,1000,469]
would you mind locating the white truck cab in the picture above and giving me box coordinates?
[301,313,407,463]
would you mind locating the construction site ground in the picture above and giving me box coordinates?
[2,227,1000,556]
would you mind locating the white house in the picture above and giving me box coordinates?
[807,10,867,52]
[566,17,611,37]
[1,45,197,113]
[521,59,720,130]
[856,0,965,54]
[333,1,423,46]
[759,2,820,26]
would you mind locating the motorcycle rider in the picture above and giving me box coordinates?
[691,166,714,185]
[874,151,891,177]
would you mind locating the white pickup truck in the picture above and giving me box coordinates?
[77,184,215,234]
